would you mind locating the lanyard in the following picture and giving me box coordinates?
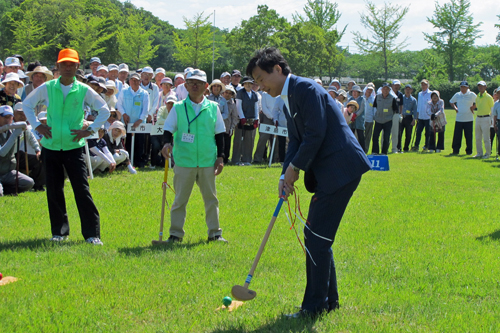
[184,103,204,133]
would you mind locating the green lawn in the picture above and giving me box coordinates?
[1,110,500,332]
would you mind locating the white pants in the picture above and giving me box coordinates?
[87,155,105,172]
[391,113,400,152]
[475,116,491,155]
[113,149,129,165]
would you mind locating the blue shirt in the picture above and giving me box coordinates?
[402,95,418,119]
[492,100,500,119]
[417,90,432,120]
[364,95,375,123]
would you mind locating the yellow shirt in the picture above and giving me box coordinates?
[475,92,494,116]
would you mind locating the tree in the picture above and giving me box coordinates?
[226,5,289,70]
[117,12,159,69]
[6,7,56,64]
[496,15,500,44]
[61,14,115,68]
[172,12,219,69]
[423,0,482,81]
[292,0,346,80]
[353,1,409,80]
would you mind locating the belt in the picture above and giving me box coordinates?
[477,115,490,118]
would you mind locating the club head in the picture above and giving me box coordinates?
[231,285,256,301]
[151,240,169,245]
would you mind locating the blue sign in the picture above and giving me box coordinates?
[367,155,389,171]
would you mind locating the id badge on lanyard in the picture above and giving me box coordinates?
[183,103,203,143]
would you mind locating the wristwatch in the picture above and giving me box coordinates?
[289,162,300,173]
[88,128,96,135]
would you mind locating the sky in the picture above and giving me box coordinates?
[125,0,499,53]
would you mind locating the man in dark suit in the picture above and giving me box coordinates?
[247,48,371,319]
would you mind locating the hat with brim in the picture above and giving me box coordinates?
[76,69,86,81]
[225,85,236,95]
[17,70,28,80]
[209,79,226,92]
[350,85,363,93]
[186,69,207,83]
[2,72,25,88]
[174,74,184,81]
[477,81,487,86]
[161,77,173,86]
[27,66,54,81]
[5,57,21,67]
[108,120,126,137]
[431,90,440,98]
[142,67,154,75]
[166,95,178,104]
[241,76,254,84]
[108,64,119,72]
[97,65,108,73]
[460,81,469,87]
[58,49,80,63]
[420,79,429,85]
[327,86,338,96]
[338,89,347,98]
[404,84,413,90]
[220,72,231,78]
[118,63,129,73]
[14,102,23,111]
[109,107,122,120]
[0,105,14,117]
[155,68,166,77]
[130,73,140,81]
[346,100,359,111]
[105,81,118,95]
[38,111,47,121]
[97,77,108,93]
[392,80,401,86]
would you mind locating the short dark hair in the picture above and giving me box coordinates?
[246,47,291,78]
[27,61,42,72]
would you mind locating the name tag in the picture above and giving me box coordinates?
[405,110,411,114]
[134,101,141,106]
[383,108,389,113]
[369,103,373,107]
[181,133,195,143]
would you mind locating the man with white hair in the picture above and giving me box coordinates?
[0,105,34,196]
[161,69,227,243]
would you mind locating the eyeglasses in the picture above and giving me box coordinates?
[186,80,202,86]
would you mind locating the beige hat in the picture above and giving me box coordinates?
[105,81,118,95]
[26,66,54,81]
[2,72,25,88]
[346,100,359,111]
[108,120,126,137]
[109,107,122,120]
[208,79,226,92]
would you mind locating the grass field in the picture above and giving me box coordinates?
[1,110,500,332]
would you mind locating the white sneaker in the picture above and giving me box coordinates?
[436,149,441,153]
[50,235,68,242]
[473,154,482,158]
[128,164,137,174]
[482,154,490,159]
[85,237,103,245]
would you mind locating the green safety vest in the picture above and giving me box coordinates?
[42,77,88,151]
[173,96,218,168]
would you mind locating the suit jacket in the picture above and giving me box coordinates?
[282,75,371,194]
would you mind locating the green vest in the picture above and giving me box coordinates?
[43,77,88,151]
[173,96,218,167]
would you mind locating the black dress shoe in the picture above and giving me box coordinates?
[207,235,228,243]
[166,235,182,243]
[328,301,340,312]
[284,309,319,319]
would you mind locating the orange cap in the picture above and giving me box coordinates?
[57,48,80,63]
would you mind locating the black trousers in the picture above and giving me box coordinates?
[490,126,500,155]
[372,121,392,154]
[223,133,231,164]
[277,136,286,163]
[452,121,473,154]
[150,135,164,167]
[43,147,100,239]
[415,119,430,148]
[16,151,45,189]
[302,176,361,314]
[398,115,413,151]
[351,128,365,152]
[125,133,146,167]
[428,125,445,150]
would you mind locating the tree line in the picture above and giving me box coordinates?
[1,0,499,84]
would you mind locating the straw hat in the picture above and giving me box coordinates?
[346,100,359,112]
[105,81,118,95]
[208,79,226,92]
[26,66,54,81]
[108,120,126,137]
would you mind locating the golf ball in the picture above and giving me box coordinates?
[222,296,232,307]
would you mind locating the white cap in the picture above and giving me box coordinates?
[5,57,21,67]
[0,105,14,117]
[142,66,154,74]
[174,73,184,80]
[184,67,194,75]
[166,95,178,104]
[392,79,401,85]
[108,64,119,72]
[38,111,47,120]
[477,81,487,86]
[155,68,166,76]
[97,65,108,72]
[186,69,207,83]
[118,63,129,73]
[13,102,23,111]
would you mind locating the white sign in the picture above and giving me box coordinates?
[127,123,152,134]
[259,124,288,137]
[150,124,164,136]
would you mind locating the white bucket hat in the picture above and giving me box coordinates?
[2,72,25,87]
